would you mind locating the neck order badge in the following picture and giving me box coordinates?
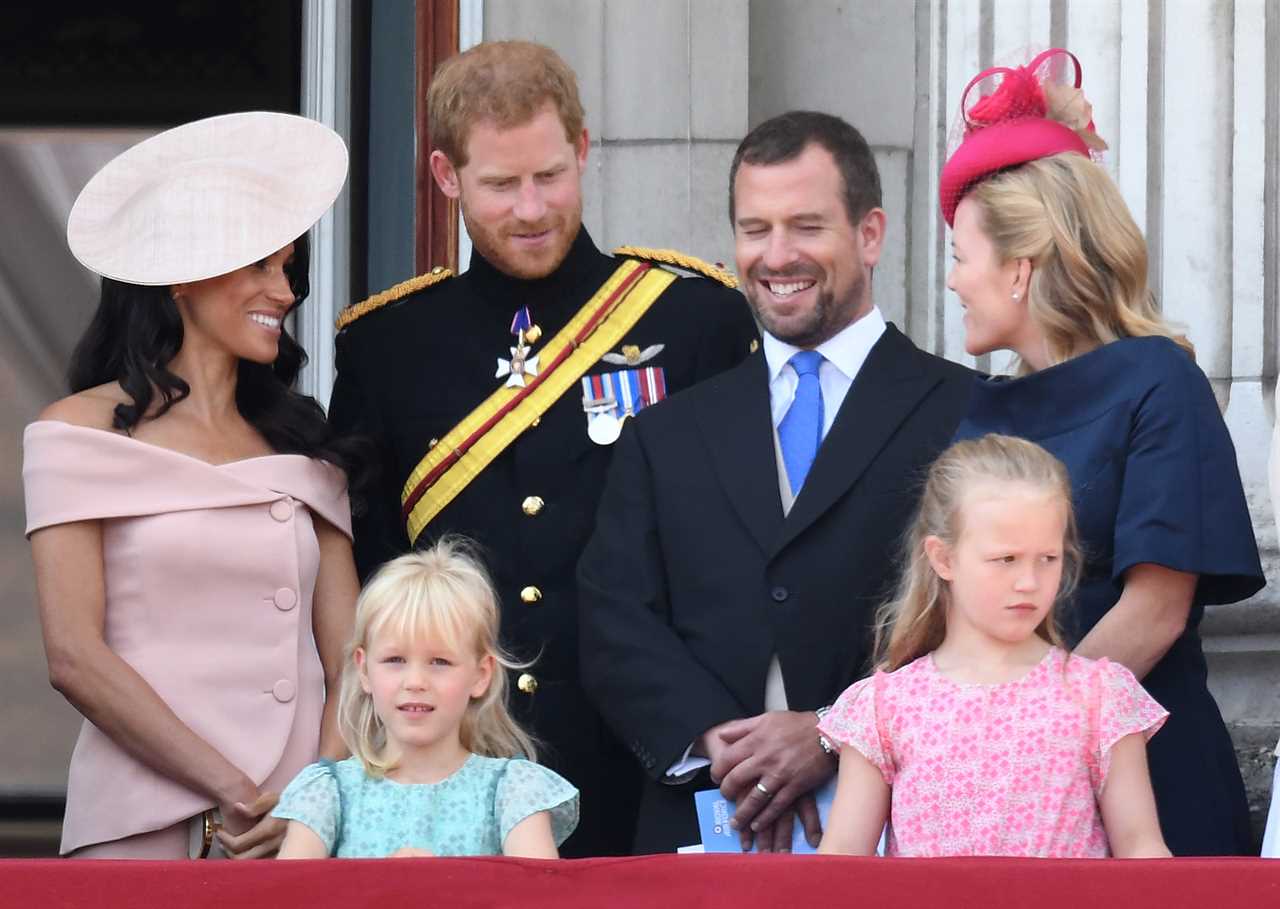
[496,306,543,388]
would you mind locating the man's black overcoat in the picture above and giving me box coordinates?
[579,325,973,853]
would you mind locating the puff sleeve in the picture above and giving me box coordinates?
[1088,659,1169,793]
[818,674,895,785]
[493,760,579,848]
[272,762,342,853]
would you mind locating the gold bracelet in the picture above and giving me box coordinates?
[196,809,217,859]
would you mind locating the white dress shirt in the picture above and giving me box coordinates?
[664,307,888,779]
[762,305,887,438]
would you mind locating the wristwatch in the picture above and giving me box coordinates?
[815,705,836,757]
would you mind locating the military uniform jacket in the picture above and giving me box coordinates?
[328,227,757,854]
[578,326,974,853]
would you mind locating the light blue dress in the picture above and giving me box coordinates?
[272,754,578,857]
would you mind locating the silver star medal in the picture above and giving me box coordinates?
[496,343,539,388]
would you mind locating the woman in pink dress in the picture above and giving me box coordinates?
[817,434,1169,858]
[23,112,362,859]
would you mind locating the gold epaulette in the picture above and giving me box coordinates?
[612,246,738,289]
[335,266,453,331]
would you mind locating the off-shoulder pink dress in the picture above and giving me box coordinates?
[817,647,1168,857]
[23,420,352,857]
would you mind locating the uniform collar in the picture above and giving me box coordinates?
[463,225,614,315]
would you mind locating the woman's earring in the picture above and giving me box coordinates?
[1011,292,1021,301]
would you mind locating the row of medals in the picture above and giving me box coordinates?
[495,319,625,446]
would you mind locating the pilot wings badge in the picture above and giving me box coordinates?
[601,343,664,366]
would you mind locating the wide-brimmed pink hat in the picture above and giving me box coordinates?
[939,48,1107,226]
[67,111,348,286]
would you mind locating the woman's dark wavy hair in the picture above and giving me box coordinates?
[67,233,369,494]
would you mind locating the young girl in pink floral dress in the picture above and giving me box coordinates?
[818,434,1169,858]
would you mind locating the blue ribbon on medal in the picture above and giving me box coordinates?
[581,368,664,445]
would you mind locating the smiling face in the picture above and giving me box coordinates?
[171,244,296,364]
[430,103,587,280]
[355,626,494,761]
[732,143,884,348]
[926,480,1067,650]
[947,196,1044,362]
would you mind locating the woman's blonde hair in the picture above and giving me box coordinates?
[967,153,1193,369]
[875,434,1082,671]
[338,537,536,777]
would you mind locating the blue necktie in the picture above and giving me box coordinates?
[778,350,825,495]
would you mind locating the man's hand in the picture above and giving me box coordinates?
[745,794,821,853]
[694,718,739,770]
[712,710,834,848]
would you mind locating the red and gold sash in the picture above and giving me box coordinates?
[400,259,676,544]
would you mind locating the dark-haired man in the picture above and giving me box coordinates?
[329,41,757,856]
[579,111,973,854]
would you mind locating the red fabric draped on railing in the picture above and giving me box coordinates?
[6,853,1279,908]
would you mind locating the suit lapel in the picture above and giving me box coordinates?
[771,325,941,556]
[694,353,785,556]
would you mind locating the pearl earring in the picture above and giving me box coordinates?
[1011,292,1021,301]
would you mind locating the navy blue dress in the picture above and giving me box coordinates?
[956,336,1265,855]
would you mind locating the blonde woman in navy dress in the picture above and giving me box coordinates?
[940,49,1264,855]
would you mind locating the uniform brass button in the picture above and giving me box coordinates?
[749,339,760,353]
[517,672,539,695]
[530,417,541,428]
[522,496,544,516]
[429,437,440,449]
[431,266,444,275]
[520,586,543,604]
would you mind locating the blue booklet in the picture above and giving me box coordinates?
[695,778,838,854]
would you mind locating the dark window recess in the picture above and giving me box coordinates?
[0,1,302,125]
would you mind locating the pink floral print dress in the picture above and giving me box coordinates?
[817,647,1167,857]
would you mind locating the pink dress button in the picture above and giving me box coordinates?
[269,499,293,522]
[272,679,296,703]
[273,587,297,611]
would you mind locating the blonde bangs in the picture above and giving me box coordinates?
[364,570,489,659]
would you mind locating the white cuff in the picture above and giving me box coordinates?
[664,741,711,783]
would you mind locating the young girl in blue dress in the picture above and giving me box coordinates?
[274,539,577,858]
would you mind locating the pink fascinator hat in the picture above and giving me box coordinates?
[939,48,1108,226]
